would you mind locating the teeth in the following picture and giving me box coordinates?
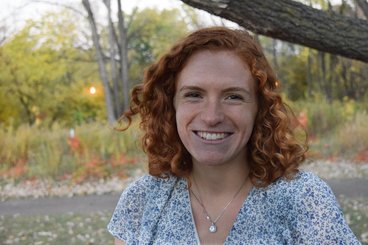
[197,131,227,140]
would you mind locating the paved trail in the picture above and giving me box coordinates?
[1,179,367,216]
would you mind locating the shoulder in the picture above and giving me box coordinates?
[251,171,334,218]
[270,171,359,243]
[107,175,179,242]
[116,174,179,203]
[280,171,336,207]
[272,170,328,189]
[124,174,178,195]
[255,171,332,203]
[276,170,332,196]
[267,171,337,217]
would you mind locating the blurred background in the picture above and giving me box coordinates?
[0,0,367,244]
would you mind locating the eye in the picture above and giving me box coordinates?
[225,94,244,101]
[184,91,202,99]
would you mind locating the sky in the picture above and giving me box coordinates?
[0,0,198,35]
[1,0,183,18]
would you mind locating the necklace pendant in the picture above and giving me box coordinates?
[209,223,217,233]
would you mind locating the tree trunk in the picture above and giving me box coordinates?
[103,0,121,118]
[355,0,368,18]
[272,39,279,75]
[82,0,116,125]
[341,59,356,99]
[316,51,324,97]
[327,53,338,98]
[180,0,368,62]
[306,48,313,97]
[117,0,130,113]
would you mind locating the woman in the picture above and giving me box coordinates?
[108,27,360,244]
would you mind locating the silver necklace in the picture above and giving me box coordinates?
[190,177,247,233]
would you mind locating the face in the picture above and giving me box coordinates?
[174,50,258,167]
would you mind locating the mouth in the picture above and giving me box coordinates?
[194,131,232,141]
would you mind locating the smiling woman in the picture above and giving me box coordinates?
[108,27,360,244]
[174,50,258,169]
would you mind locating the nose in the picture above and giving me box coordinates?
[200,100,225,126]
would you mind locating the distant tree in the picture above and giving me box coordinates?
[82,0,191,124]
[0,11,105,127]
[0,1,196,127]
[127,8,190,84]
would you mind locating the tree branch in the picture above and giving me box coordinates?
[180,0,368,62]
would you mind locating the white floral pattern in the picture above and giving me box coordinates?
[108,171,361,244]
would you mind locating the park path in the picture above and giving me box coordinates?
[1,179,368,216]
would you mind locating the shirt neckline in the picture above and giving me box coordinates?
[182,178,256,244]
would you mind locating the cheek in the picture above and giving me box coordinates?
[236,111,257,135]
[175,107,186,136]
[175,106,195,143]
[175,104,192,124]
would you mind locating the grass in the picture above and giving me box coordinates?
[338,196,368,244]
[0,197,366,244]
[0,211,113,245]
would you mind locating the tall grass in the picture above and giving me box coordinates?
[0,122,143,182]
[314,111,368,161]
[290,95,364,136]
[290,96,368,161]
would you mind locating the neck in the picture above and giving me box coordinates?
[190,159,250,195]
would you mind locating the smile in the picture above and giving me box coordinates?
[195,131,232,141]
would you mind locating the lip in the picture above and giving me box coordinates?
[193,130,233,143]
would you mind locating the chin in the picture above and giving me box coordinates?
[193,156,228,166]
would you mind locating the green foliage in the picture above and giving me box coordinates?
[0,11,105,127]
[0,7,194,127]
[127,8,190,85]
[280,53,308,100]
[260,32,368,103]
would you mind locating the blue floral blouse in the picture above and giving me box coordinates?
[107,171,360,244]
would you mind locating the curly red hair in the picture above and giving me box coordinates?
[120,27,307,187]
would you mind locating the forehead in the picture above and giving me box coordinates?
[177,50,255,91]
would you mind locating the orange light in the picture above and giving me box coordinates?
[89,86,96,95]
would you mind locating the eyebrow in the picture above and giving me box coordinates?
[178,86,204,92]
[223,87,252,96]
[178,86,251,95]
